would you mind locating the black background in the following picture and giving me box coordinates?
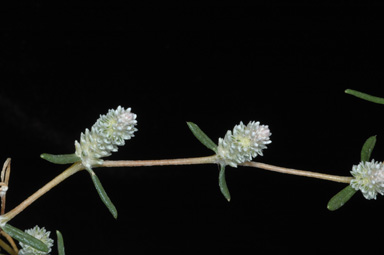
[2,3,384,255]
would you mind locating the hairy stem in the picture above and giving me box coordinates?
[1,162,84,223]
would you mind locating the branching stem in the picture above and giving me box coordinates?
[1,162,84,223]
[1,155,352,224]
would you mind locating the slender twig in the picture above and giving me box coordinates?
[1,162,85,223]
[0,158,11,215]
[241,161,352,183]
[0,231,18,255]
[101,155,352,183]
[101,155,218,168]
[0,238,17,255]
[0,159,18,254]
[1,155,352,225]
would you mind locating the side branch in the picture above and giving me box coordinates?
[242,161,352,183]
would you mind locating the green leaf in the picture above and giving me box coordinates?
[2,224,49,253]
[87,169,118,219]
[56,230,65,255]
[40,153,80,165]
[327,185,357,211]
[345,89,384,104]
[187,122,218,152]
[360,135,376,162]
[219,165,231,202]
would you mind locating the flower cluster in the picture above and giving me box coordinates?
[75,106,137,170]
[217,121,271,167]
[350,159,384,200]
[18,226,54,255]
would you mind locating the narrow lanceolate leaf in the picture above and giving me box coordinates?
[219,165,231,202]
[2,224,49,253]
[56,230,65,255]
[187,122,218,152]
[360,135,376,162]
[87,169,118,219]
[345,89,384,104]
[327,185,357,211]
[40,153,80,165]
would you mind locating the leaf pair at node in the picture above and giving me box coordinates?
[187,122,231,202]
[41,153,117,219]
[327,135,376,211]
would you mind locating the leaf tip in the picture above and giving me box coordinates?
[219,165,231,202]
[186,121,194,128]
[56,230,65,255]
[88,171,118,219]
[327,203,338,211]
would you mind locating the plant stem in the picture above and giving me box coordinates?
[0,237,17,255]
[241,161,352,183]
[101,155,352,183]
[1,155,352,224]
[1,162,84,223]
[101,155,218,167]
[0,231,18,254]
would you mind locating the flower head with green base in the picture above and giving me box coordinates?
[350,159,384,200]
[75,106,137,170]
[217,121,271,167]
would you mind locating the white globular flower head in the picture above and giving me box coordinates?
[75,106,137,170]
[350,159,384,200]
[18,226,54,255]
[217,121,271,167]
